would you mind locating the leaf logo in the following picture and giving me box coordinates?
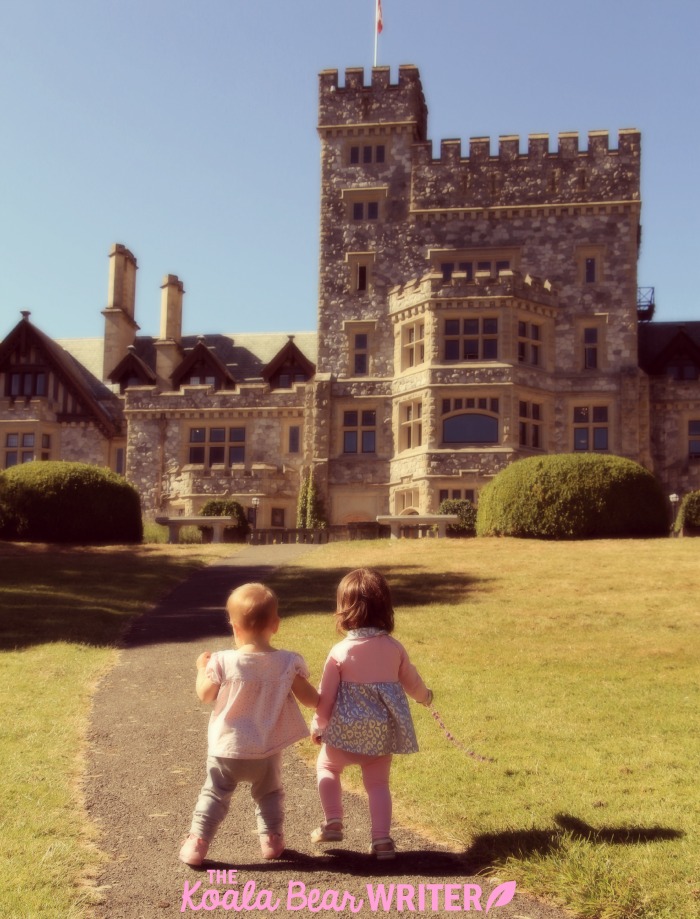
[485,881,517,912]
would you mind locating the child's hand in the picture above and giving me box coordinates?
[196,651,212,671]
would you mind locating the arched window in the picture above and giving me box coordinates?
[443,413,498,445]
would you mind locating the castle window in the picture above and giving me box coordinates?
[353,333,369,375]
[271,508,286,528]
[188,426,246,466]
[395,489,419,514]
[400,400,423,451]
[573,406,608,452]
[668,360,699,381]
[519,402,543,448]
[349,144,385,165]
[518,322,542,365]
[444,317,498,362]
[401,321,425,370]
[583,327,598,369]
[343,410,376,454]
[3,432,39,467]
[438,488,475,504]
[345,252,375,295]
[689,421,700,459]
[577,247,605,284]
[7,371,47,398]
[352,201,379,221]
[443,413,498,445]
[287,425,300,454]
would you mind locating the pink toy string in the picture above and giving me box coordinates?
[429,707,495,763]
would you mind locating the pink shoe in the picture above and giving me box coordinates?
[260,832,285,859]
[179,834,209,866]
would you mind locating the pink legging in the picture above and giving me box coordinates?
[316,744,392,840]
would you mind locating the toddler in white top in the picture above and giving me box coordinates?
[179,582,319,866]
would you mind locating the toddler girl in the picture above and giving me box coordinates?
[310,568,432,859]
[179,582,319,866]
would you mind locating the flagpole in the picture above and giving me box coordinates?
[374,0,383,67]
[373,0,379,67]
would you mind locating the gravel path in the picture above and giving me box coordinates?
[84,545,574,919]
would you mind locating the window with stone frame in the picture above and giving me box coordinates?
[573,405,609,452]
[399,400,423,451]
[270,508,286,528]
[519,401,543,448]
[352,332,370,376]
[443,316,498,362]
[438,487,475,504]
[401,320,425,370]
[395,489,419,514]
[188,426,246,466]
[518,321,542,366]
[342,409,376,454]
[286,424,301,455]
[349,143,385,165]
[688,420,700,459]
[441,396,500,445]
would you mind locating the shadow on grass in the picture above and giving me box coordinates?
[554,813,684,845]
[202,814,683,880]
[1,549,482,650]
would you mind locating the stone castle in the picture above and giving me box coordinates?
[2,65,699,527]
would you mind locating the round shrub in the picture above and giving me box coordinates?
[675,490,700,534]
[476,454,668,540]
[438,498,477,537]
[1,461,142,544]
[199,498,250,542]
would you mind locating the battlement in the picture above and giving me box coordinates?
[318,65,427,141]
[410,127,640,210]
[389,269,558,315]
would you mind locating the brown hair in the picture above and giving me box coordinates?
[227,583,278,633]
[335,568,394,633]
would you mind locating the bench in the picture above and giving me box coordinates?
[375,514,459,539]
[154,516,236,544]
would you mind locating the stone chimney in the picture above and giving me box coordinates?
[102,244,138,380]
[154,274,185,390]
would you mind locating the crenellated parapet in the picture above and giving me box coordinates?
[411,129,640,211]
[318,66,428,141]
[388,268,559,318]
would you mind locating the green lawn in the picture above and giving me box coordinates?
[1,537,698,919]
[267,538,700,919]
[0,541,236,918]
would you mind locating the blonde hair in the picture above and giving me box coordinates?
[227,583,278,633]
[335,568,394,633]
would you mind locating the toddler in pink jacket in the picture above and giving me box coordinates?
[310,568,432,859]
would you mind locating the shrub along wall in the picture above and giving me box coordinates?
[0,461,142,544]
[199,498,250,542]
[476,454,668,540]
[675,490,700,534]
[438,498,477,537]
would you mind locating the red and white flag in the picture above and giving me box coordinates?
[376,0,383,34]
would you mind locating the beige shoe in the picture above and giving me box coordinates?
[310,820,344,843]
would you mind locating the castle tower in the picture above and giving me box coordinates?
[316,66,428,378]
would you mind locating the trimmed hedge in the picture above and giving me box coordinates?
[675,490,700,534]
[476,454,668,539]
[438,498,477,537]
[199,498,250,542]
[0,461,142,544]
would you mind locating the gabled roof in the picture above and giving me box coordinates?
[638,322,700,374]
[261,335,316,383]
[0,315,122,436]
[108,346,157,386]
[171,337,236,388]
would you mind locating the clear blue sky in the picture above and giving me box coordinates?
[1,0,698,341]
